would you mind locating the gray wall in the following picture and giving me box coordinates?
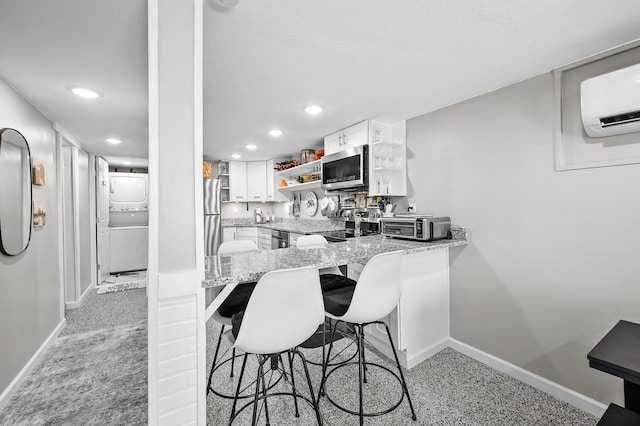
[406,71,640,405]
[0,78,61,394]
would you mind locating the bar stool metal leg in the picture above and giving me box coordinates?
[250,357,265,426]
[230,348,236,377]
[208,326,225,394]
[229,353,248,423]
[356,324,365,426]
[287,351,300,417]
[381,321,417,421]
[259,356,271,426]
[292,348,324,426]
[358,325,368,384]
[318,319,339,401]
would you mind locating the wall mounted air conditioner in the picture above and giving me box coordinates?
[581,63,640,138]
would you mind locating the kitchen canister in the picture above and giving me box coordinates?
[300,149,315,164]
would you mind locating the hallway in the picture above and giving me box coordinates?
[0,289,147,425]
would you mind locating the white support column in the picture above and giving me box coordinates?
[148,0,205,424]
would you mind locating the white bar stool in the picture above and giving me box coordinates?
[296,235,342,276]
[318,250,417,425]
[225,266,325,425]
[207,240,260,400]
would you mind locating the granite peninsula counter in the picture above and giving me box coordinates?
[203,226,468,369]
[203,227,468,288]
[221,217,345,235]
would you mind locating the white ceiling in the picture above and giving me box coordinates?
[0,0,148,158]
[2,1,640,163]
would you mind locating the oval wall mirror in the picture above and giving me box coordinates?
[0,128,32,256]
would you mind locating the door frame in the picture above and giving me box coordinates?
[54,125,94,310]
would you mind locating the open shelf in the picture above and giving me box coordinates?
[277,180,322,192]
[276,159,321,176]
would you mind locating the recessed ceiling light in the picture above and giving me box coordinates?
[231,153,241,159]
[268,129,283,137]
[304,105,323,115]
[71,87,101,99]
[122,161,132,165]
[106,138,122,145]
[245,144,257,150]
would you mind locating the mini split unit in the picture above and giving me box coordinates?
[581,63,640,138]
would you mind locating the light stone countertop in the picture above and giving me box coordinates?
[221,218,344,234]
[203,227,469,288]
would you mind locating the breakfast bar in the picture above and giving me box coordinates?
[203,227,469,368]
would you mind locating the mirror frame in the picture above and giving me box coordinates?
[0,128,33,256]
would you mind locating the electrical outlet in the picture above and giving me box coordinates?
[408,203,417,213]
[232,205,239,213]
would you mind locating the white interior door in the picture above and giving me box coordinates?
[96,157,110,283]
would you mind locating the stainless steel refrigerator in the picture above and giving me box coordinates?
[204,178,222,256]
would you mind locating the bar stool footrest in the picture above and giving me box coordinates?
[323,360,405,417]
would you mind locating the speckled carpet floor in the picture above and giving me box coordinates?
[0,289,148,425]
[97,271,147,294]
[206,318,598,426]
[0,288,599,425]
[61,288,147,336]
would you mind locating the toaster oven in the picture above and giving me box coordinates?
[380,216,451,241]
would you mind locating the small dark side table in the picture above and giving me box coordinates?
[588,320,640,415]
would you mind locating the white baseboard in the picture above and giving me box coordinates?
[0,319,66,413]
[365,329,450,370]
[448,338,607,418]
[406,338,450,369]
[65,282,94,310]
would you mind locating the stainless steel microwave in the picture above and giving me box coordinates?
[321,145,368,191]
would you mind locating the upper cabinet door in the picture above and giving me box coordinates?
[266,159,288,202]
[246,161,267,201]
[324,120,369,155]
[228,161,247,201]
[323,131,342,155]
[342,120,369,150]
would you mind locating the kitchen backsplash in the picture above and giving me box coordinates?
[221,188,329,221]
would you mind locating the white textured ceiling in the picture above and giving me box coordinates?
[0,0,148,158]
[1,1,640,163]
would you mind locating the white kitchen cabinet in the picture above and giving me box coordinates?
[228,161,248,202]
[266,159,288,202]
[288,232,305,248]
[368,115,407,196]
[217,161,230,202]
[364,247,450,369]
[228,160,281,202]
[324,120,369,155]
[247,162,267,201]
[222,227,236,242]
[236,227,258,245]
[257,227,272,250]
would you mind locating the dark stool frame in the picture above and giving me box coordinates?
[228,348,322,426]
[318,320,417,425]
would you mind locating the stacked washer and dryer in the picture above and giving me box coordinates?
[108,172,149,273]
